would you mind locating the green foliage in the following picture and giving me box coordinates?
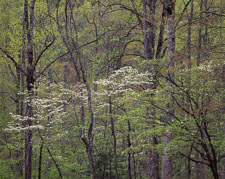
[0,0,224,178]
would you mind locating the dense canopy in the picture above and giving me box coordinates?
[0,0,224,179]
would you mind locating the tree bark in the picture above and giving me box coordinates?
[187,0,194,70]
[142,0,156,60]
[156,4,166,59]
[109,96,119,179]
[38,143,43,179]
[128,119,132,179]
[185,2,194,178]
[25,1,36,179]
[146,136,160,179]
[197,0,203,66]
[162,1,176,179]
[142,1,160,178]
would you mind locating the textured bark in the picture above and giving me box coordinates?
[185,147,192,179]
[142,0,156,60]
[197,0,203,66]
[146,137,160,179]
[142,1,160,178]
[109,96,119,179]
[187,0,194,70]
[80,60,96,179]
[128,119,132,179]
[194,152,203,179]
[162,134,173,179]
[156,4,166,59]
[162,1,176,179]
[203,0,208,51]
[25,1,36,179]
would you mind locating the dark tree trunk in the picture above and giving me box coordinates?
[128,119,132,179]
[156,4,166,59]
[142,1,160,178]
[187,0,194,70]
[203,0,208,51]
[109,96,119,179]
[25,1,36,179]
[146,136,160,179]
[38,130,63,178]
[142,0,156,60]
[197,0,203,66]
[38,143,43,179]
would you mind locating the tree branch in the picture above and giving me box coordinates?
[35,51,69,80]
[35,37,56,67]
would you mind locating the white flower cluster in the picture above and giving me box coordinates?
[95,66,153,96]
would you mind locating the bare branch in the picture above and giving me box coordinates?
[0,47,27,76]
[35,51,69,80]
[35,37,56,67]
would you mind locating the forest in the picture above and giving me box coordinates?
[0,0,224,178]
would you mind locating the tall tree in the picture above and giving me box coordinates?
[162,0,176,178]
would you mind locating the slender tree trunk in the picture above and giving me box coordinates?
[21,0,26,117]
[185,147,192,179]
[156,4,166,59]
[142,0,149,60]
[128,119,132,179]
[79,57,96,179]
[162,1,176,179]
[25,1,36,179]
[38,143,43,179]
[109,96,119,179]
[187,0,194,70]
[185,2,194,178]
[56,2,96,177]
[203,0,208,52]
[197,0,203,66]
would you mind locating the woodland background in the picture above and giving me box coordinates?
[0,0,224,178]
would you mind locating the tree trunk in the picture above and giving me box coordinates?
[38,143,43,179]
[142,0,156,60]
[203,0,208,52]
[128,119,132,179]
[197,0,203,66]
[25,1,36,179]
[156,4,166,59]
[132,153,137,179]
[142,1,160,178]
[146,136,160,179]
[162,134,172,179]
[185,2,194,178]
[109,96,119,179]
[56,2,96,177]
[162,1,176,179]
[187,0,194,70]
